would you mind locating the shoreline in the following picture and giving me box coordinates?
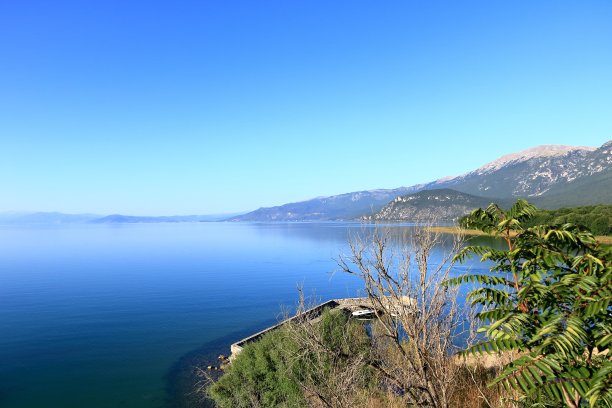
[164,318,279,408]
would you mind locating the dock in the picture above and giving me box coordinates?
[229,296,416,360]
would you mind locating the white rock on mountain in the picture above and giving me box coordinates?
[476,145,596,174]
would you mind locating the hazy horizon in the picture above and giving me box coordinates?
[2,1,611,215]
[2,139,610,216]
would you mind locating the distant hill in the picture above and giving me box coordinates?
[230,140,612,221]
[0,212,245,225]
[364,189,511,222]
[0,212,101,224]
[90,214,239,223]
[227,186,423,221]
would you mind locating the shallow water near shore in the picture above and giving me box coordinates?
[0,222,492,408]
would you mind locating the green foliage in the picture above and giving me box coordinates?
[208,328,304,408]
[208,308,374,408]
[447,200,612,407]
[459,204,612,236]
[526,205,612,236]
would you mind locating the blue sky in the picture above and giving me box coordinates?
[1,1,610,215]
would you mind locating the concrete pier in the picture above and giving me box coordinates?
[229,296,416,360]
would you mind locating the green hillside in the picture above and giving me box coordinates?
[368,189,513,221]
[459,204,612,236]
[525,205,612,235]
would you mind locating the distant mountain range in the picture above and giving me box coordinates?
[0,212,243,225]
[0,212,102,224]
[4,141,610,225]
[90,214,235,223]
[226,187,423,221]
[230,140,612,221]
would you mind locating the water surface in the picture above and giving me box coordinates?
[0,222,490,408]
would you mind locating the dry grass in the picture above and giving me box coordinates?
[596,235,612,245]
[427,226,512,237]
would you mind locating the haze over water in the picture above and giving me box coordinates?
[0,222,488,408]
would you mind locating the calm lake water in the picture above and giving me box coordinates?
[0,222,491,408]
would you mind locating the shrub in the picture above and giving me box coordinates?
[447,200,612,407]
[208,308,374,408]
[208,328,304,408]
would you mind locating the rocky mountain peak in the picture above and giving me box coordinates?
[598,140,612,152]
[476,145,596,174]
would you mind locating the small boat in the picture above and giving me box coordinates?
[352,309,375,317]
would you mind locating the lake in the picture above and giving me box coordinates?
[0,222,491,408]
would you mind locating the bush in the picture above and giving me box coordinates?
[208,308,374,408]
[208,328,304,408]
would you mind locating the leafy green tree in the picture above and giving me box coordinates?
[448,200,611,407]
[208,328,305,408]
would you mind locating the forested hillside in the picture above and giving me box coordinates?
[459,204,612,235]
[525,205,612,235]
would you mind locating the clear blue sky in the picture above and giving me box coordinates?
[1,1,610,215]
